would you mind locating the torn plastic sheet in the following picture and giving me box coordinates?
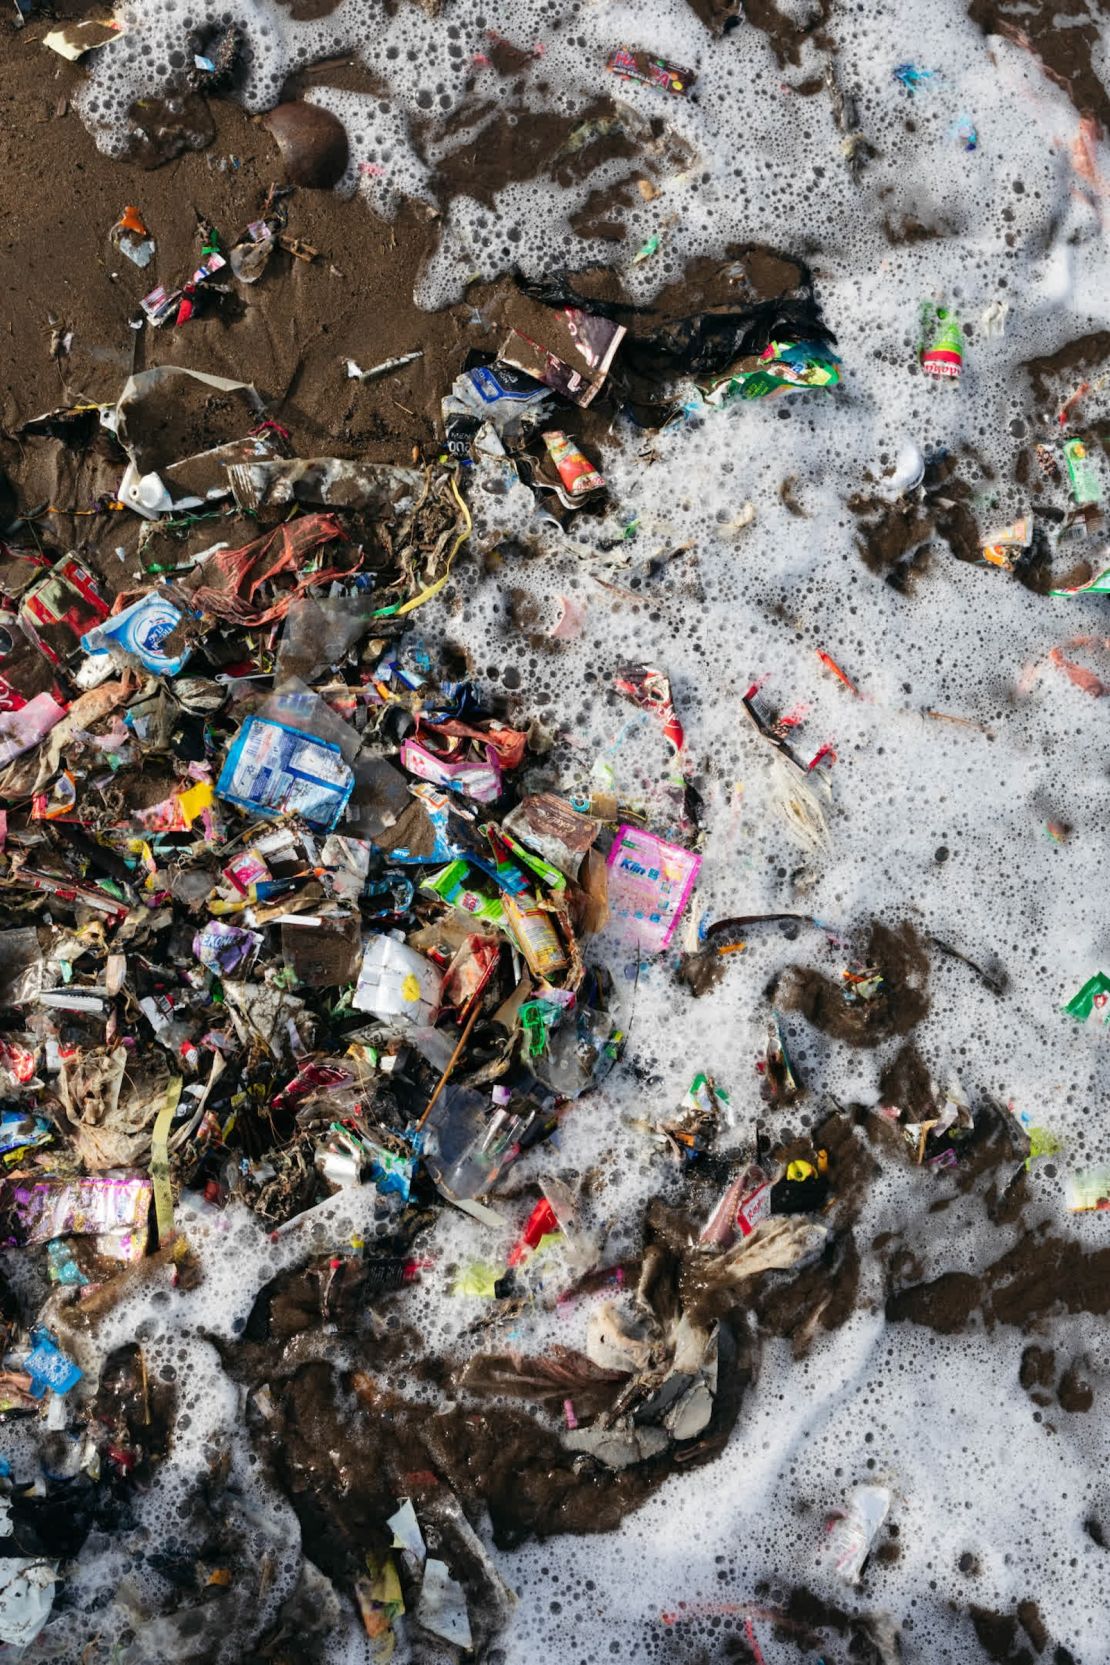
[280,914,361,986]
[647,1316,719,1441]
[353,934,443,1025]
[220,980,309,1061]
[118,432,284,519]
[55,1046,170,1173]
[698,1217,829,1291]
[256,680,410,839]
[345,758,414,843]
[276,594,385,681]
[258,680,362,765]
[563,1423,669,1469]
[108,366,264,519]
[319,834,371,899]
[0,676,134,801]
[826,1484,892,1583]
[0,928,44,1005]
[0,1558,56,1647]
[227,458,424,513]
[42,18,121,58]
[586,1300,653,1372]
[230,220,275,284]
[387,1497,426,1575]
[1068,1165,1110,1211]
[415,1488,514,1650]
[416,1559,472,1649]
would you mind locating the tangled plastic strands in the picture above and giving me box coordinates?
[373,469,472,620]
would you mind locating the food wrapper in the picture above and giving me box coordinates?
[606,46,696,96]
[400,737,501,803]
[542,431,604,497]
[82,591,194,677]
[422,860,505,928]
[980,516,1032,571]
[442,362,554,444]
[501,795,599,881]
[24,1332,82,1398]
[194,921,262,974]
[218,716,355,831]
[701,340,841,404]
[1067,1165,1110,1212]
[0,624,69,769]
[0,1111,52,1157]
[1050,562,1110,596]
[497,291,625,408]
[0,691,68,770]
[736,1180,773,1237]
[1063,437,1101,506]
[2,1172,152,1258]
[19,556,110,668]
[919,301,963,379]
[1063,971,1110,1024]
[604,825,700,954]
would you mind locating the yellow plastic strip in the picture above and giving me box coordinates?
[151,1076,183,1246]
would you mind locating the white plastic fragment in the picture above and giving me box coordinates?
[415,1558,472,1649]
[826,1484,892,1584]
[0,1558,57,1647]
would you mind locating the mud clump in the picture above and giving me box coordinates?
[775,922,930,1046]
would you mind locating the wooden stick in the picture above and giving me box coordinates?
[415,1000,482,1132]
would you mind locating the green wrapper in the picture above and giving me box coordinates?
[1050,563,1110,596]
[1063,971,1110,1023]
[1067,1165,1110,1212]
[919,302,963,379]
[1063,437,1101,506]
[700,340,841,405]
[421,860,505,927]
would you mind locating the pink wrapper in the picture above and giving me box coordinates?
[5,1172,152,1261]
[605,825,701,954]
[399,736,502,803]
